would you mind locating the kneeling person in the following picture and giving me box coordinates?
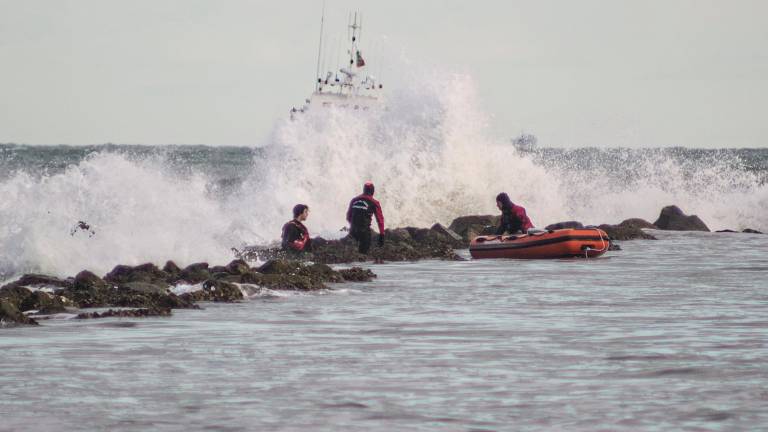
[282,204,312,252]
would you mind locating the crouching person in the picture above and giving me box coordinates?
[281,204,312,253]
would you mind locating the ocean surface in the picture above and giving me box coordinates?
[1,230,767,431]
[2,78,768,431]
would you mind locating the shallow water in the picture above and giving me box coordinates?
[1,231,767,431]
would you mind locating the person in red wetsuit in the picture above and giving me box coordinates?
[495,192,534,234]
[281,204,312,252]
[346,182,385,254]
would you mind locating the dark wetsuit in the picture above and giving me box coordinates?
[281,219,311,252]
[496,204,534,235]
[346,194,385,253]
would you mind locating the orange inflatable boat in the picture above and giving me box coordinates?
[469,228,610,259]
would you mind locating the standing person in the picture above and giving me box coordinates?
[281,204,312,252]
[346,182,385,253]
[495,192,534,234]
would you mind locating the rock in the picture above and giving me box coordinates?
[598,224,657,241]
[257,259,301,275]
[176,262,211,284]
[74,270,109,290]
[163,261,182,274]
[619,218,657,230]
[0,299,38,326]
[386,228,412,243]
[240,271,325,291]
[179,280,243,303]
[209,266,228,274]
[104,263,170,287]
[653,205,710,231]
[0,284,33,307]
[225,259,250,275]
[430,223,464,243]
[448,215,499,241]
[339,267,377,282]
[258,260,344,284]
[119,282,168,295]
[112,283,197,310]
[545,221,584,230]
[62,270,113,308]
[75,307,172,319]
[19,291,67,314]
[716,228,764,234]
[312,237,329,247]
[14,274,72,289]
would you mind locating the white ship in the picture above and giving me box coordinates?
[290,11,383,119]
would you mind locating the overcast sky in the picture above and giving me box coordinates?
[1,0,766,147]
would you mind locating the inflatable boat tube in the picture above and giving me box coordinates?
[469,228,610,259]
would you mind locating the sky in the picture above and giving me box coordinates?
[1,0,766,148]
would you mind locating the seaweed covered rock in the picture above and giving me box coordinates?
[111,283,197,310]
[0,284,33,308]
[598,224,657,241]
[176,263,211,284]
[0,299,38,326]
[105,263,170,287]
[14,274,72,289]
[75,307,172,319]
[225,259,251,275]
[62,270,113,308]
[653,205,710,232]
[619,218,658,230]
[448,215,499,242]
[162,261,182,275]
[240,271,325,291]
[19,291,67,314]
[339,267,377,282]
[179,279,243,303]
[545,221,584,230]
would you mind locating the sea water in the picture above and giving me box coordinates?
[1,72,767,430]
[1,231,766,431]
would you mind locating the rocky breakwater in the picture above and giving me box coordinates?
[242,223,467,264]
[0,259,375,327]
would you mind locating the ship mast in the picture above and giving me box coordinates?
[314,2,326,92]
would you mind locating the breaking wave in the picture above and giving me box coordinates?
[1,71,766,278]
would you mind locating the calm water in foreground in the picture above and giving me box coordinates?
[1,231,766,432]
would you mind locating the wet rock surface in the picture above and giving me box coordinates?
[598,223,658,241]
[654,205,710,232]
[545,221,584,230]
[1,258,375,326]
[240,223,465,264]
[75,308,172,319]
[448,215,499,243]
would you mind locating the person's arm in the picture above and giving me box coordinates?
[346,198,354,224]
[291,235,308,251]
[281,223,293,250]
[496,212,507,235]
[283,223,307,251]
[372,199,385,234]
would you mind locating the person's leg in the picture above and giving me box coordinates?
[358,228,372,254]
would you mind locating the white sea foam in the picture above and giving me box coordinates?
[1,70,766,279]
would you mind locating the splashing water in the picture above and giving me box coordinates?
[246,71,768,238]
[1,71,766,278]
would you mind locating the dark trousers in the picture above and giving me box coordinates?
[351,227,372,254]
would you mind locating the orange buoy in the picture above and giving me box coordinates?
[469,228,610,259]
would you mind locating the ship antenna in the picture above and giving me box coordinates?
[314,1,326,92]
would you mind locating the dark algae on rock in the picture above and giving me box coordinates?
[1,259,375,327]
